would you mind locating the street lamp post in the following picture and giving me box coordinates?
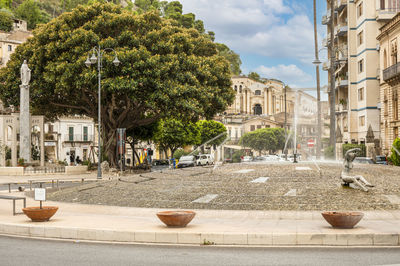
[85,45,120,179]
[284,84,288,161]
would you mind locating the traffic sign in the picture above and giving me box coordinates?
[307,139,315,148]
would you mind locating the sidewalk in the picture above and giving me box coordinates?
[0,190,399,246]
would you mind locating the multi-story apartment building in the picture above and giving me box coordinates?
[0,19,31,68]
[378,12,400,154]
[323,0,400,145]
[44,116,96,164]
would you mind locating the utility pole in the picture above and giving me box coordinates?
[313,0,322,160]
[329,0,336,159]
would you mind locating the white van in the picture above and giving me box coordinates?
[196,154,214,166]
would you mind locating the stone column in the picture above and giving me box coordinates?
[11,118,17,166]
[244,91,247,114]
[247,90,251,114]
[269,90,273,114]
[19,86,31,163]
[264,89,268,115]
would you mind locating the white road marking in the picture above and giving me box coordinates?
[234,169,254,174]
[296,167,312,171]
[250,177,270,183]
[192,194,219,203]
[384,195,400,204]
[284,189,297,197]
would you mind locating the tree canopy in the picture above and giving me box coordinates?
[0,3,234,165]
[153,118,200,157]
[0,10,13,31]
[196,120,227,146]
[390,138,400,166]
[239,128,286,155]
[248,72,262,82]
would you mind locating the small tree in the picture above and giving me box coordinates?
[153,118,200,157]
[390,138,400,166]
[196,120,227,152]
[239,128,285,155]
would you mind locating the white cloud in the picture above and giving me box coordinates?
[263,0,292,14]
[255,64,312,87]
[178,0,315,63]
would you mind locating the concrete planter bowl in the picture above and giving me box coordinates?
[22,206,58,222]
[321,211,364,229]
[157,210,196,227]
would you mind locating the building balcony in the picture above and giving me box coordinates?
[377,1,400,21]
[335,103,348,113]
[322,13,331,25]
[383,62,400,82]
[322,37,330,47]
[63,134,94,142]
[336,78,348,88]
[335,0,347,12]
[335,26,348,37]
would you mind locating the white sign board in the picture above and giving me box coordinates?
[34,188,46,201]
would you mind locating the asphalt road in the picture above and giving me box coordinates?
[1,236,400,266]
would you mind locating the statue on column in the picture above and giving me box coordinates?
[341,148,374,192]
[20,60,31,86]
[19,60,31,164]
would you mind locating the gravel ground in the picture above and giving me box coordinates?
[47,162,400,211]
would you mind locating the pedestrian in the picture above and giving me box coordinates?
[70,154,75,166]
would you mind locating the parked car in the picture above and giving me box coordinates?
[177,156,196,168]
[241,156,253,162]
[353,157,375,164]
[195,154,214,166]
[375,155,388,165]
[152,159,169,166]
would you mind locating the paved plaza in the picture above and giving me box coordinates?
[47,162,400,211]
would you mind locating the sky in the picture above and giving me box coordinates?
[177,0,329,99]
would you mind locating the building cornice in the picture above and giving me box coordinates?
[378,12,400,40]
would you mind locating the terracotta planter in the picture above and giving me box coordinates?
[321,211,364,229]
[22,206,58,222]
[156,210,196,227]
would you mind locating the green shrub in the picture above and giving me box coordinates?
[6,159,11,167]
[173,149,189,159]
[342,144,366,157]
[232,150,245,163]
[17,158,24,166]
[390,138,400,166]
[324,146,334,159]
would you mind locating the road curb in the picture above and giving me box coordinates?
[0,223,399,246]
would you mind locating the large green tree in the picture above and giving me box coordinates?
[390,138,400,166]
[0,3,234,165]
[196,120,227,146]
[153,118,200,157]
[239,128,286,155]
[216,43,241,76]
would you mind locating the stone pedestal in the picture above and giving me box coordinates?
[19,84,31,163]
[366,143,376,161]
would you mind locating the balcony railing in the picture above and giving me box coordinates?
[336,0,347,12]
[63,134,94,142]
[377,1,400,20]
[383,62,400,81]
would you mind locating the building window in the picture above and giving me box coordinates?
[68,127,74,141]
[358,59,364,73]
[257,125,262,129]
[357,31,363,46]
[380,0,385,9]
[358,88,364,101]
[255,90,261,96]
[357,2,363,18]
[7,45,12,52]
[359,116,365,127]
[234,85,237,92]
[83,126,88,141]
[239,85,242,93]
[250,125,255,131]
